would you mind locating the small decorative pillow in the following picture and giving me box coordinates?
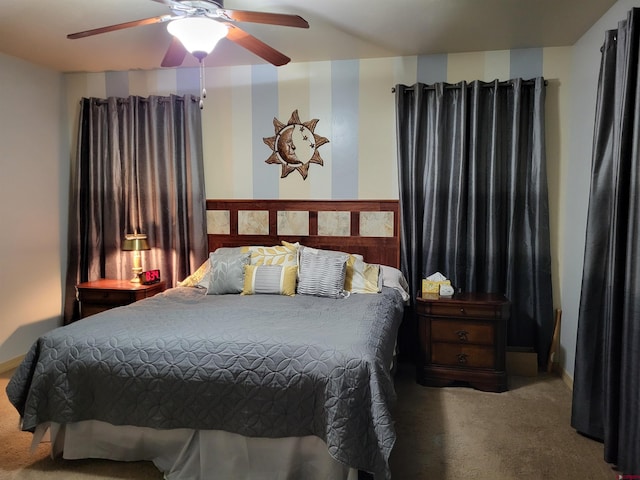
[242,265,297,296]
[296,245,379,294]
[177,259,210,287]
[297,247,349,298]
[207,251,251,294]
[249,243,298,266]
[346,254,381,294]
[281,240,301,253]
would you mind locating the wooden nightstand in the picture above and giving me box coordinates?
[76,279,166,319]
[415,291,510,392]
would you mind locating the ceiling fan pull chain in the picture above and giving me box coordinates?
[199,60,206,110]
[201,61,207,99]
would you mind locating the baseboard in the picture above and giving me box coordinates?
[560,367,574,391]
[0,355,25,374]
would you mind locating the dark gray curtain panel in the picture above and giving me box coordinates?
[571,8,640,475]
[394,78,553,366]
[63,95,207,323]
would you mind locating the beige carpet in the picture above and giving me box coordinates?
[1,364,617,480]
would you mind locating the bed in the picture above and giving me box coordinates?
[6,200,408,480]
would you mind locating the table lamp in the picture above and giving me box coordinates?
[122,233,150,283]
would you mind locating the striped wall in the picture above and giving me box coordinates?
[64,45,570,318]
[64,48,566,204]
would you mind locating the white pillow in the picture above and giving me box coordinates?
[379,265,410,302]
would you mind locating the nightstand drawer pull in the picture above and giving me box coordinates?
[456,330,469,341]
[431,319,494,345]
[457,353,468,364]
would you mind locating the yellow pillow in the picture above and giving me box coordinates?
[242,265,297,296]
[177,260,210,287]
[248,243,298,266]
[346,254,380,293]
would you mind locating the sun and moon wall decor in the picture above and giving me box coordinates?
[263,110,329,180]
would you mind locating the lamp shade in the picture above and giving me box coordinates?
[167,17,228,56]
[122,233,150,251]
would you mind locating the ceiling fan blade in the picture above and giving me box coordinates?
[161,37,188,67]
[67,15,174,39]
[226,25,291,66]
[220,9,308,29]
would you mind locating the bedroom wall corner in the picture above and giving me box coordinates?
[0,53,67,364]
[542,46,572,323]
[560,0,640,381]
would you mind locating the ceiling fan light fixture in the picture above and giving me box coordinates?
[167,17,228,57]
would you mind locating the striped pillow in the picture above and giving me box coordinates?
[242,265,297,296]
[297,248,349,298]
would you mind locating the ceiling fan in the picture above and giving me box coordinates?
[67,0,309,68]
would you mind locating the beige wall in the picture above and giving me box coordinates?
[560,0,640,382]
[0,53,67,365]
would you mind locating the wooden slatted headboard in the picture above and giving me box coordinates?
[205,199,400,268]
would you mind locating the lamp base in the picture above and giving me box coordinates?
[131,265,142,283]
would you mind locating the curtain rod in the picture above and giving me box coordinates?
[391,79,547,93]
[81,95,199,105]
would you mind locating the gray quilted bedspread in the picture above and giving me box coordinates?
[7,286,404,479]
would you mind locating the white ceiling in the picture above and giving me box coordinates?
[0,0,617,73]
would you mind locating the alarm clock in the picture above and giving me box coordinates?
[139,269,161,285]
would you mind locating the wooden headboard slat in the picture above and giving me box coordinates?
[205,199,400,269]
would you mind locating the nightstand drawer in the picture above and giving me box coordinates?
[428,303,498,318]
[78,289,134,305]
[79,304,113,318]
[431,319,494,345]
[432,343,495,368]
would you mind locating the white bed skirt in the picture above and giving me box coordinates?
[35,422,359,480]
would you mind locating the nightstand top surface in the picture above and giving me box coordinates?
[417,291,509,305]
[76,279,165,291]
